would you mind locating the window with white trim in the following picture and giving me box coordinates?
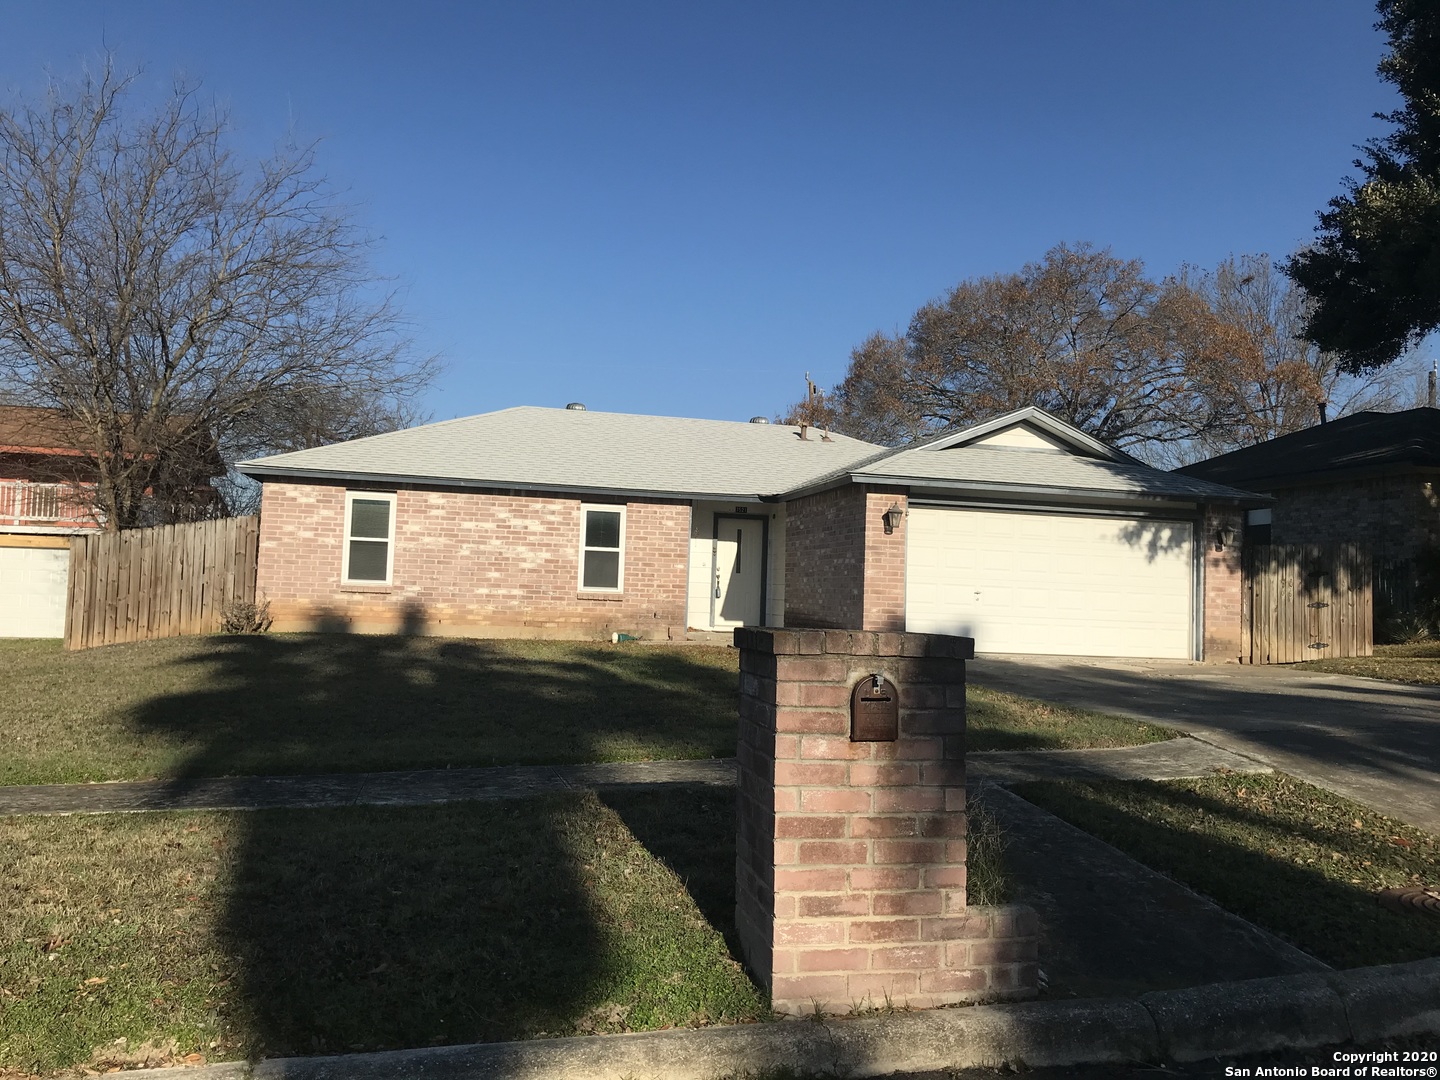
[579,504,625,591]
[342,492,397,584]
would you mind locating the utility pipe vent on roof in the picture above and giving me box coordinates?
[565,402,586,410]
[749,416,769,424]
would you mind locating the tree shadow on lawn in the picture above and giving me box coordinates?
[115,634,758,1063]
[599,786,742,958]
[124,633,740,779]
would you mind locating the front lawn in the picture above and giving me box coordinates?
[1297,641,1440,685]
[1,786,1016,1075]
[0,636,741,786]
[0,636,1174,787]
[1013,773,1440,969]
[0,791,767,1074]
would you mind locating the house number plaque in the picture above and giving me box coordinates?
[850,675,899,742]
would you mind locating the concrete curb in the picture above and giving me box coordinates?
[116,957,1440,1079]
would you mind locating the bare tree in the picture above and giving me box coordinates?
[1183,254,1417,459]
[0,63,436,528]
[785,244,1237,460]
[785,246,1422,464]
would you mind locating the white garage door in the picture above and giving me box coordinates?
[0,546,70,638]
[906,507,1195,659]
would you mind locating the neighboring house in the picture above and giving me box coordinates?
[0,406,105,639]
[1177,408,1440,565]
[237,405,1263,661]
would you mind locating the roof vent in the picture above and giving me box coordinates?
[749,416,769,424]
[565,402,587,411]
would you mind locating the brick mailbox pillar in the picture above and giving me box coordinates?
[734,627,1039,1014]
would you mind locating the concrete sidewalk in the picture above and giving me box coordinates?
[0,736,1267,818]
[968,736,1269,784]
[0,758,737,816]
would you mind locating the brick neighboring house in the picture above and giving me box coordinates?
[238,405,1262,660]
[1178,408,1440,566]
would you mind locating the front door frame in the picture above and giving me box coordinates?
[710,511,769,628]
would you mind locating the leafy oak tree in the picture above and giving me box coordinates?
[1285,0,1440,370]
[0,63,435,528]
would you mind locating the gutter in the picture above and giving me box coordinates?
[779,471,1271,507]
[236,464,776,505]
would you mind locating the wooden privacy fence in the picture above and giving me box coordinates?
[65,516,260,650]
[1243,543,1373,664]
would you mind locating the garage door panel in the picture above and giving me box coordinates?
[0,546,70,638]
[906,507,1193,659]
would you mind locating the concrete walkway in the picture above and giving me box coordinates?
[973,784,1327,999]
[0,737,1271,818]
[0,758,738,817]
[968,736,1269,785]
[0,737,1267,817]
[971,655,1440,832]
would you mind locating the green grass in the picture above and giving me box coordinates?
[966,684,1178,752]
[1298,640,1440,685]
[0,635,741,786]
[1,784,1016,1074]
[0,635,1172,787]
[0,790,767,1074]
[1013,772,1440,969]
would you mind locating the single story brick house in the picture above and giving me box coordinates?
[1178,408,1440,566]
[238,404,1262,660]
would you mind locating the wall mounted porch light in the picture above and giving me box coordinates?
[1214,524,1237,551]
[882,504,905,535]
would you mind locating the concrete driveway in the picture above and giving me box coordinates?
[968,655,1440,833]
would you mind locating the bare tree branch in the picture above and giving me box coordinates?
[0,61,438,527]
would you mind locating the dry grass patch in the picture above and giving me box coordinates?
[1298,640,1440,685]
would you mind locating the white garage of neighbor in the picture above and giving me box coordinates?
[905,505,1195,659]
[0,539,71,638]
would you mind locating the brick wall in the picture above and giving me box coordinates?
[735,627,1039,1014]
[1268,473,1440,564]
[784,485,866,630]
[257,480,690,638]
[1203,504,1244,663]
[784,484,908,632]
[861,488,907,631]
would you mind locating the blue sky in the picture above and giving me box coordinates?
[0,1,1401,423]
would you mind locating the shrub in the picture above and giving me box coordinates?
[220,597,272,634]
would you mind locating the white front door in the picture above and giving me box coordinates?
[712,517,765,628]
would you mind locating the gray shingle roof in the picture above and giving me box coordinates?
[238,406,883,500]
[854,442,1264,502]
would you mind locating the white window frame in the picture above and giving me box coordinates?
[342,491,398,585]
[578,503,626,593]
